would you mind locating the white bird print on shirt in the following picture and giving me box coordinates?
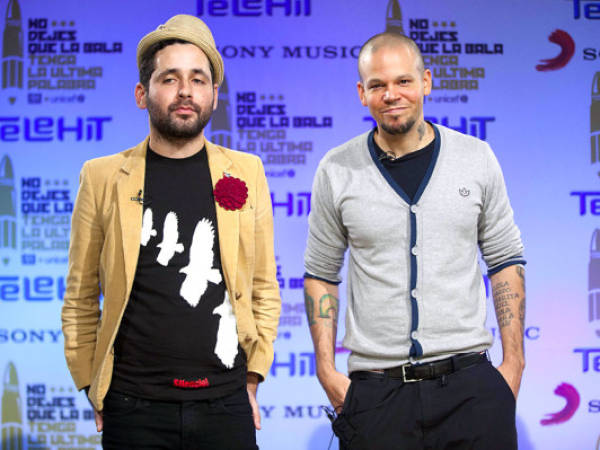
[179,218,222,307]
[156,212,184,266]
[140,208,157,246]
[213,292,239,368]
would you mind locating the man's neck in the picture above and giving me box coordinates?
[374,120,434,159]
[148,129,206,159]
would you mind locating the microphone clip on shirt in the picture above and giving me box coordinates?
[130,190,144,205]
[378,151,402,161]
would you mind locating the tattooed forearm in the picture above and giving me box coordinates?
[304,288,316,326]
[489,265,526,396]
[305,291,339,326]
[318,294,339,325]
[516,265,525,283]
[493,280,519,329]
[492,266,526,333]
[304,287,339,328]
[517,265,526,331]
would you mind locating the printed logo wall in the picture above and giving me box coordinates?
[0,0,597,449]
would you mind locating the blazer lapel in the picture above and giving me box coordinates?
[116,138,148,295]
[206,139,238,295]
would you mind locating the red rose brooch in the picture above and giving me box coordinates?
[214,173,248,211]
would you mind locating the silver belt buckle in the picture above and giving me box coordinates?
[401,363,421,383]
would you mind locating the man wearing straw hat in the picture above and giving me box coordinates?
[62,15,280,449]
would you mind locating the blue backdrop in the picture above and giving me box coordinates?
[1,0,599,448]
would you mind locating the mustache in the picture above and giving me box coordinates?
[168,101,201,113]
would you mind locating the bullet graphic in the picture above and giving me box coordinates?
[0,155,16,251]
[590,229,600,337]
[385,0,404,35]
[1,362,23,450]
[2,0,23,90]
[591,72,600,166]
[210,75,232,149]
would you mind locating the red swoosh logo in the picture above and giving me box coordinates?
[540,382,580,425]
[536,29,575,72]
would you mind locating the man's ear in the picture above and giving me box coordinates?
[135,82,147,110]
[357,81,368,107]
[212,84,219,111]
[422,69,432,96]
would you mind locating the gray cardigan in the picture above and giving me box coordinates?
[304,124,525,373]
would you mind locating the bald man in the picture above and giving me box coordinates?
[303,32,525,449]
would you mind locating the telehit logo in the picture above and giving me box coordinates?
[540,383,580,425]
[197,0,311,17]
[535,30,575,72]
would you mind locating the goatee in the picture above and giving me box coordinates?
[380,117,416,135]
[147,97,212,141]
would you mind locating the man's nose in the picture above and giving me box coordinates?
[178,80,192,98]
[383,86,399,102]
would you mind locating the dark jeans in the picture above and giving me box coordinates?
[333,360,516,450]
[102,387,258,450]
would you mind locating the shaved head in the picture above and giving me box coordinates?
[358,32,425,82]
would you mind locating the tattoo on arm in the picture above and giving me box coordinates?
[304,289,339,329]
[517,266,526,332]
[492,266,526,332]
[319,294,339,322]
[492,280,517,328]
[516,265,525,283]
[304,288,316,326]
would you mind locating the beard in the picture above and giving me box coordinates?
[379,115,417,135]
[147,96,213,141]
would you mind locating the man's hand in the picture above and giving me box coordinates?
[319,369,351,412]
[497,361,523,400]
[93,410,103,432]
[84,387,103,432]
[247,372,261,430]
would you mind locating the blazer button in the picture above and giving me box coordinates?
[235,291,242,300]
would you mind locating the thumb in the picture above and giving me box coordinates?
[95,411,103,432]
[252,400,261,430]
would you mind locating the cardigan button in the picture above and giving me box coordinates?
[411,246,419,256]
[235,291,242,300]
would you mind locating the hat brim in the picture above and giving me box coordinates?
[137,29,224,86]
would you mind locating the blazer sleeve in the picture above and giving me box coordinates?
[246,157,281,379]
[61,161,104,390]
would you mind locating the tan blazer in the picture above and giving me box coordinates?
[61,137,281,411]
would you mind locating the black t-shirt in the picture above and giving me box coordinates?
[111,146,246,401]
[373,132,435,202]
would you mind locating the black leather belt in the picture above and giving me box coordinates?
[354,352,487,383]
